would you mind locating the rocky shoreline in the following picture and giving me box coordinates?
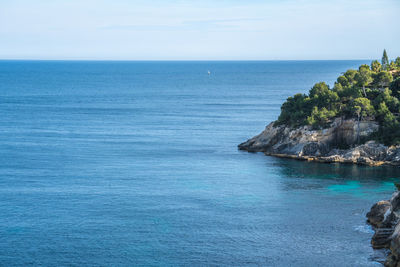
[367,191,400,266]
[238,118,400,166]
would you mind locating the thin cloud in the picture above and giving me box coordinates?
[101,18,262,32]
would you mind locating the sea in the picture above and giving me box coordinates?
[0,60,398,266]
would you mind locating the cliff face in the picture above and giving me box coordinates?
[239,118,400,166]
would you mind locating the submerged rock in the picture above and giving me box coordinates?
[239,118,400,166]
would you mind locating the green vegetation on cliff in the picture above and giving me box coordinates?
[275,50,400,145]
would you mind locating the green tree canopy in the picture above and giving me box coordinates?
[375,71,393,89]
[375,102,400,145]
[343,69,358,85]
[309,82,339,108]
[337,75,349,87]
[355,64,373,96]
[374,88,399,113]
[376,102,395,122]
[395,57,400,68]
[371,60,382,72]
[390,78,400,99]
[351,97,375,119]
[306,107,336,129]
[276,93,311,127]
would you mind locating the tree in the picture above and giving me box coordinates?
[389,61,396,71]
[306,106,336,129]
[333,82,344,95]
[351,97,375,143]
[382,49,389,70]
[351,97,375,119]
[390,78,400,99]
[337,75,349,87]
[395,57,400,68]
[375,71,394,90]
[374,88,399,113]
[309,82,330,98]
[344,69,358,85]
[355,64,372,97]
[309,82,339,109]
[341,86,362,99]
[371,60,382,72]
[334,76,362,99]
[276,93,312,127]
[376,102,400,145]
[376,102,394,122]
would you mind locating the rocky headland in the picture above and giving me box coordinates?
[239,55,400,166]
[238,117,400,166]
[239,55,400,265]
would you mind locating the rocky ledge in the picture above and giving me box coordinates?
[367,191,400,266]
[238,118,400,166]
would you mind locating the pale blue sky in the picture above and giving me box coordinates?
[0,0,399,60]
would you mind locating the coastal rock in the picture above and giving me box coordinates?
[367,191,400,266]
[367,200,391,228]
[238,118,400,166]
[372,228,393,249]
[390,192,400,218]
[387,223,400,266]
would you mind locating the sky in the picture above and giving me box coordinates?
[0,0,399,60]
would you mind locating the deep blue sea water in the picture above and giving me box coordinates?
[0,60,399,266]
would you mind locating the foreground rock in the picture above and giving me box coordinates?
[367,201,391,228]
[368,191,400,266]
[239,118,400,166]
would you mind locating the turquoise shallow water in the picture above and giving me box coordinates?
[0,60,399,266]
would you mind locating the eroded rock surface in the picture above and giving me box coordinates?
[239,118,400,166]
[367,201,391,228]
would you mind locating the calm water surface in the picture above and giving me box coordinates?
[0,60,399,266]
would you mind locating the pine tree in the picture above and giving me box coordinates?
[382,49,389,70]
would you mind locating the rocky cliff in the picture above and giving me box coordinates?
[239,118,400,166]
[367,191,400,266]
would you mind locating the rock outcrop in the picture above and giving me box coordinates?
[367,192,400,266]
[239,118,400,166]
[367,201,391,228]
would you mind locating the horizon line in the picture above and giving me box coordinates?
[0,58,380,62]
